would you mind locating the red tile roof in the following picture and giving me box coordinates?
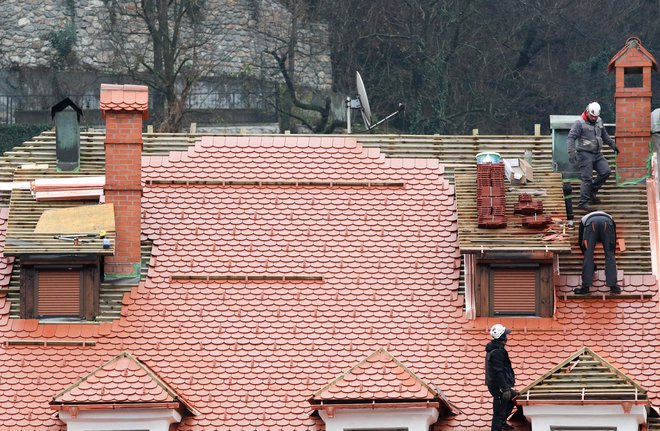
[0,135,658,431]
[312,348,441,402]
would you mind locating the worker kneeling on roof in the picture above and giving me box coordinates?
[574,210,621,295]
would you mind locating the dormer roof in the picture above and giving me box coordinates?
[312,348,444,402]
[51,351,198,415]
[517,347,648,405]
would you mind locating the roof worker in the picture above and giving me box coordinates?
[485,324,518,431]
[574,210,621,295]
[567,101,619,211]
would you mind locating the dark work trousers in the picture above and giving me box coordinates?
[578,151,611,206]
[582,216,618,287]
[488,386,514,431]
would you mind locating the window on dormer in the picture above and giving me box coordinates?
[474,261,553,317]
[20,259,100,320]
[37,268,81,318]
[319,408,438,431]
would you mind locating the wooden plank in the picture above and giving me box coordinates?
[34,203,115,233]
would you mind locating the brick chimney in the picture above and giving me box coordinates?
[608,37,658,183]
[100,84,148,278]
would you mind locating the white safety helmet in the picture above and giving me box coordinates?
[586,102,601,117]
[490,323,512,340]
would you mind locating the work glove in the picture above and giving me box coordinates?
[501,388,519,401]
[613,145,620,154]
[569,151,577,164]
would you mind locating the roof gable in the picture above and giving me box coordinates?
[51,351,196,413]
[312,348,440,402]
[517,347,648,404]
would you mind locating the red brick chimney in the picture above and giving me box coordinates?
[100,84,148,278]
[608,37,658,183]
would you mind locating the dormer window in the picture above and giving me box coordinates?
[20,257,100,320]
[52,352,198,430]
[473,259,554,318]
[36,267,82,318]
[311,349,457,431]
[3,203,115,321]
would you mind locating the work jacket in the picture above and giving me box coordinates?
[485,340,515,393]
[567,116,615,154]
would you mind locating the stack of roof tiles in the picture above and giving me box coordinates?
[514,193,544,215]
[515,193,552,228]
[476,162,507,228]
[31,176,105,201]
[521,213,553,228]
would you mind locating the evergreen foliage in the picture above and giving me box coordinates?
[0,124,52,155]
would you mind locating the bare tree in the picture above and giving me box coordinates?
[258,0,339,133]
[102,0,233,132]
[316,0,490,134]
[320,0,632,134]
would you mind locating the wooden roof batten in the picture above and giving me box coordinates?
[454,165,573,255]
[517,347,648,406]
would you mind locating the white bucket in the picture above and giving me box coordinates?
[476,152,501,164]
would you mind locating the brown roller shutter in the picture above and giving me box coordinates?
[491,267,536,315]
[37,269,81,317]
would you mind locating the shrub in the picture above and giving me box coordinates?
[0,124,52,155]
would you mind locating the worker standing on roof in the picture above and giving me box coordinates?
[485,324,518,431]
[567,101,619,211]
[574,210,621,295]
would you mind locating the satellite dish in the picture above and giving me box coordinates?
[346,71,404,133]
[356,71,372,129]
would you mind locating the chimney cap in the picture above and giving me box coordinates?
[50,97,84,122]
[608,37,658,72]
[100,84,149,119]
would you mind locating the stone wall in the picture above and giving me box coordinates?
[0,0,332,97]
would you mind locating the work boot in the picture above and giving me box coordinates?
[609,285,622,294]
[501,424,515,430]
[576,202,592,212]
[573,286,590,295]
[590,195,601,205]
